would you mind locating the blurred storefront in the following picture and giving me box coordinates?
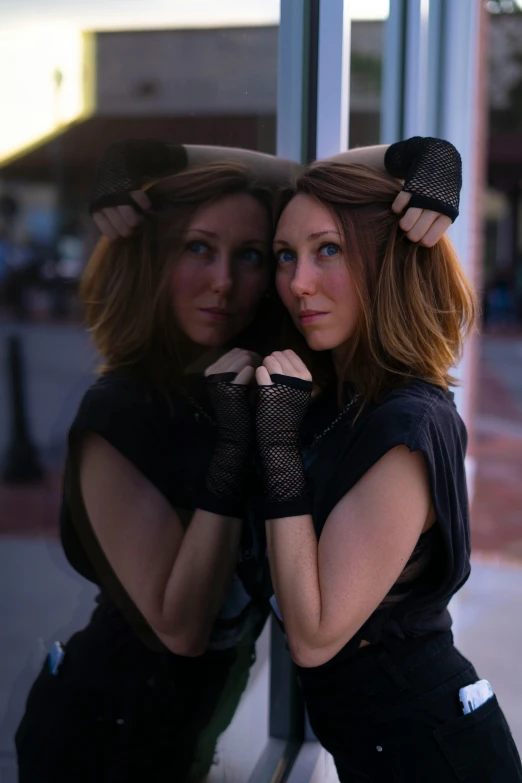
[485,6,522,327]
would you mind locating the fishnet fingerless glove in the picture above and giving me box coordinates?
[256,375,313,519]
[198,373,255,518]
[384,136,462,222]
[89,139,188,214]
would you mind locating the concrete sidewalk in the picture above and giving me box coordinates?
[1,540,520,783]
[0,537,271,783]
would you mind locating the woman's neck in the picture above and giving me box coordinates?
[181,343,229,375]
[331,344,350,379]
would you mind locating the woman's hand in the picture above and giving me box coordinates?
[200,349,261,517]
[205,347,262,386]
[255,350,313,519]
[391,191,452,248]
[255,349,312,387]
[385,136,461,246]
[92,190,151,241]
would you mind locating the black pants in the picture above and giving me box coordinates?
[15,602,257,782]
[299,631,522,782]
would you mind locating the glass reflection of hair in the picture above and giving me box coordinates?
[82,162,282,390]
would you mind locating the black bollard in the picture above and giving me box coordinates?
[2,334,44,483]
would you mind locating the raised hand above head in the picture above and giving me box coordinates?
[386,136,461,247]
[89,138,186,239]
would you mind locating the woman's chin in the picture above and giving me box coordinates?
[302,333,336,352]
[184,327,233,349]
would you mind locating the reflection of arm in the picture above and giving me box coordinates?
[182,144,302,186]
[185,144,391,180]
[320,144,390,174]
[89,139,302,216]
[80,433,242,657]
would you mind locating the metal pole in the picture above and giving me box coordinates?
[2,335,43,482]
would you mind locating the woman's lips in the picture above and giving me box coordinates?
[298,310,327,325]
[200,308,233,323]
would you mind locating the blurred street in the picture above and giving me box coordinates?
[0,326,521,781]
[472,336,522,559]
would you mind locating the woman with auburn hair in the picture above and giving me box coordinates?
[254,160,522,782]
[16,161,283,783]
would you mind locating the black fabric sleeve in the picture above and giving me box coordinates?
[68,378,187,506]
[325,385,471,600]
[63,378,176,651]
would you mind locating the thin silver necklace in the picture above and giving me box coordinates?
[311,393,361,446]
[179,386,217,427]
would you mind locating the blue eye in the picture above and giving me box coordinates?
[239,248,263,265]
[276,249,296,265]
[318,243,340,258]
[187,241,210,256]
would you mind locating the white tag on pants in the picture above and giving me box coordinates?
[459,679,494,715]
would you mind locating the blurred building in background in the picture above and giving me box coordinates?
[485,8,522,327]
[2,8,522,327]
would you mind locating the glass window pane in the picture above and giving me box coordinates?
[349,1,390,148]
[0,5,280,782]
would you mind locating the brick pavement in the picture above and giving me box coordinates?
[0,469,62,537]
[470,335,522,561]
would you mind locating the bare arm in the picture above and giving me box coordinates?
[80,433,242,657]
[183,145,301,186]
[266,445,433,668]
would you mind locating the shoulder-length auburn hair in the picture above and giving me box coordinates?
[81,162,282,389]
[277,162,477,405]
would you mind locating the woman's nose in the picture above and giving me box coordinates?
[289,258,317,297]
[211,256,233,295]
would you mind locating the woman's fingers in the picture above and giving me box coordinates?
[101,207,134,237]
[268,350,312,381]
[262,355,283,377]
[256,366,273,386]
[391,190,412,215]
[205,349,260,377]
[398,206,423,234]
[393,190,452,246]
[269,351,296,376]
[281,349,312,380]
[92,211,119,241]
[419,214,452,247]
[403,209,441,243]
[118,205,143,229]
[92,205,143,240]
[130,189,152,211]
[233,366,255,385]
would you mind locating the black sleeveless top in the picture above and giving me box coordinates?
[60,371,268,652]
[293,379,471,668]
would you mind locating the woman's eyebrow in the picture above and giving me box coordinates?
[273,230,340,246]
[187,228,267,244]
[307,230,341,240]
[186,228,218,238]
